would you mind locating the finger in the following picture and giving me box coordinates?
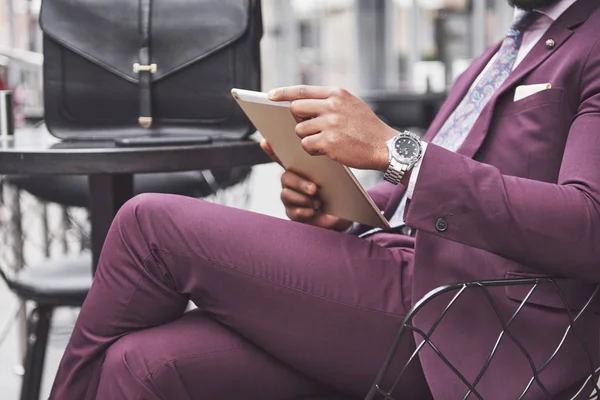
[292,113,305,124]
[281,171,318,196]
[295,116,327,139]
[286,206,316,222]
[280,188,319,209]
[260,139,282,166]
[269,86,332,102]
[290,99,329,119]
[300,135,327,157]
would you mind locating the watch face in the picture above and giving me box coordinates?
[394,136,421,163]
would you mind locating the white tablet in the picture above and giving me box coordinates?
[232,88,390,229]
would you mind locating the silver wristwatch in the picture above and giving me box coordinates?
[383,131,423,185]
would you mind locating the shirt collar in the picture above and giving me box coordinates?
[536,0,578,21]
[513,0,578,22]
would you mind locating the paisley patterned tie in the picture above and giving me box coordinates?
[431,11,540,151]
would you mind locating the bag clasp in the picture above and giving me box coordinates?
[133,63,157,74]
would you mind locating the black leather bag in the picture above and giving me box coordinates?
[39,0,262,141]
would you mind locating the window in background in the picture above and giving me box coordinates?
[392,0,512,92]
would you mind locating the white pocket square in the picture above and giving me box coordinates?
[514,83,552,102]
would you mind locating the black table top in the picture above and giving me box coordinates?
[0,124,271,175]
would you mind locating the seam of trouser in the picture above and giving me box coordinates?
[136,347,245,400]
[112,254,154,323]
[154,246,405,318]
[127,206,185,295]
[141,346,245,381]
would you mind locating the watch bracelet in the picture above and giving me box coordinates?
[383,161,407,184]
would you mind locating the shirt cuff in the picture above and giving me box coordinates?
[406,141,428,199]
[342,221,360,234]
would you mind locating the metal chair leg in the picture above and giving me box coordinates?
[16,302,27,374]
[20,306,53,400]
[8,184,24,269]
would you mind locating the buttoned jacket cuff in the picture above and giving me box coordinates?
[404,144,458,235]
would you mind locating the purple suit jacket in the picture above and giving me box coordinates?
[365,0,600,398]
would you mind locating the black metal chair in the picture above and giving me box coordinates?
[365,277,600,400]
[0,252,92,400]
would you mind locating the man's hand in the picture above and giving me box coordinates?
[261,141,351,230]
[268,85,397,172]
[279,169,352,231]
[260,140,351,230]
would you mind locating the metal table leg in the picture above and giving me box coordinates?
[88,174,134,275]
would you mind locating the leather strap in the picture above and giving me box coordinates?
[137,0,153,128]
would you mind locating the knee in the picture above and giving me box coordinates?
[113,193,178,235]
[117,193,171,222]
[116,193,213,235]
[101,193,174,258]
[97,337,150,397]
[101,337,130,375]
[103,333,159,380]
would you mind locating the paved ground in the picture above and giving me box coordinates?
[0,164,378,399]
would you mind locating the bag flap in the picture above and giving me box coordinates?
[40,0,252,83]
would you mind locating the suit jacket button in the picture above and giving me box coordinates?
[435,218,448,232]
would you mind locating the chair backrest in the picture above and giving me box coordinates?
[365,277,600,400]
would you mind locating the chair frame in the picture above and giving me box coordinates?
[365,277,600,400]
[19,306,53,400]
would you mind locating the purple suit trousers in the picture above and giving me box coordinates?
[49,194,430,399]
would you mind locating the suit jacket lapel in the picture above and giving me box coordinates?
[456,27,573,159]
[456,0,596,159]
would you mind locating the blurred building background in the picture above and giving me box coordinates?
[262,0,513,92]
[0,0,516,398]
[1,0,515,123]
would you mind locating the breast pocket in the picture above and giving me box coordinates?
[498,88,563,117]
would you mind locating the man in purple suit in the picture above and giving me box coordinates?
[50,0,600,398]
